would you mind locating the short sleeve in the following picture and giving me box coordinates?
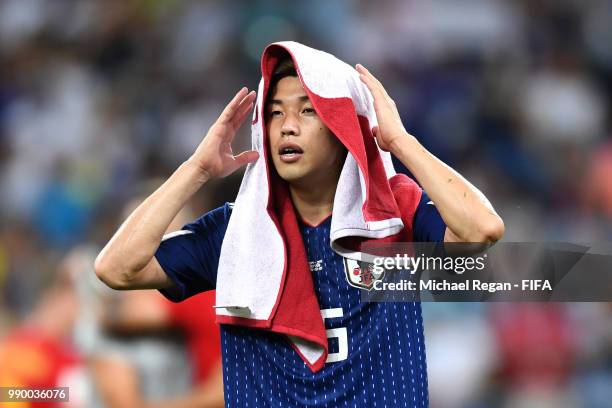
[413,192,446,242]
[155,203,232,302]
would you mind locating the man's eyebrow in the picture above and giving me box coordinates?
[267,95,310,106]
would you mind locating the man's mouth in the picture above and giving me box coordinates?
[278,143,303,163]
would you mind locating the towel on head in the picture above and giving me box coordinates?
[215,41,422,372]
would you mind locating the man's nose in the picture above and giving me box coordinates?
[281,113,299,136]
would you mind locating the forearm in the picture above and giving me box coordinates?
[390,133,504,243]
[95,159,208,286]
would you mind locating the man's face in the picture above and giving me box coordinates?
[266,76,346,187]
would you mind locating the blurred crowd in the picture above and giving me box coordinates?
[0,0,610,407]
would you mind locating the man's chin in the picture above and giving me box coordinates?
[276,168,309,185]
[277,171,305,183]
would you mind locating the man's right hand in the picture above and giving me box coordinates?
[95,88,258,291]
[188,87,259,180]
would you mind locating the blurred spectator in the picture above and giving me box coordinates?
[423,303,497,408]
[91,291,224,408]
[584,141,612,220]
[67,193,223,408]
[490,304,576,397]
[519,54,606,144]
[0,261,87,407]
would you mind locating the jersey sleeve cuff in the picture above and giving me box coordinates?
[154,253,188,303]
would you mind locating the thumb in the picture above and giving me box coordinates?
[234,150,259,166]
[371,126,380,139]
[372,126,390,152]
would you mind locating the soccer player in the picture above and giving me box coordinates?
[95,44,504,407]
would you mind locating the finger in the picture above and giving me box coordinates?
[231,100,255,130]
[371,126,379,138]
[230,91,256,125]
[219,87,248,124]
[237,90,256,110]
[234,150,259,166]
[356,64,384,89]
[356,63,378,86]
[235,94,255,118]
[371,126,390,152]
[358,73,390,119]
[357,71,378,95]
[356,64,391,100]
[356,66,384,101]
[219,87,249,123]
[232,106,252,130]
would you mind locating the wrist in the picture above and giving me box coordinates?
[388,131,416,156]
[182,158,211,186]
[389,132,426,176]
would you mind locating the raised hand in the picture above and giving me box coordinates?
[189,87,259,179]
[356,64,407,152]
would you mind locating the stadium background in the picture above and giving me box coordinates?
[0,0,610,407]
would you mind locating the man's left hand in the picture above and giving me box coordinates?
[356,63,408,152]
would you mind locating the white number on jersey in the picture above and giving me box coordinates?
[320,308,348,363]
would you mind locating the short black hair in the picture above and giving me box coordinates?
[269,57,297,90]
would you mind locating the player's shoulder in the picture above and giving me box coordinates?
[183,202,233,233]
[210,202,234,220]
[225,201,235,218]
[207,202,234,218]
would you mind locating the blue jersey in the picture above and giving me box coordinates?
[156,193,445,407]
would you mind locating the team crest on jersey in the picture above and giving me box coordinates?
[343,258,384,290]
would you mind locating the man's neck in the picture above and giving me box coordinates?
[289,181,336,226]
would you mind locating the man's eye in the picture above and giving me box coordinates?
[270,110,282,117]
[302,108,316,115]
